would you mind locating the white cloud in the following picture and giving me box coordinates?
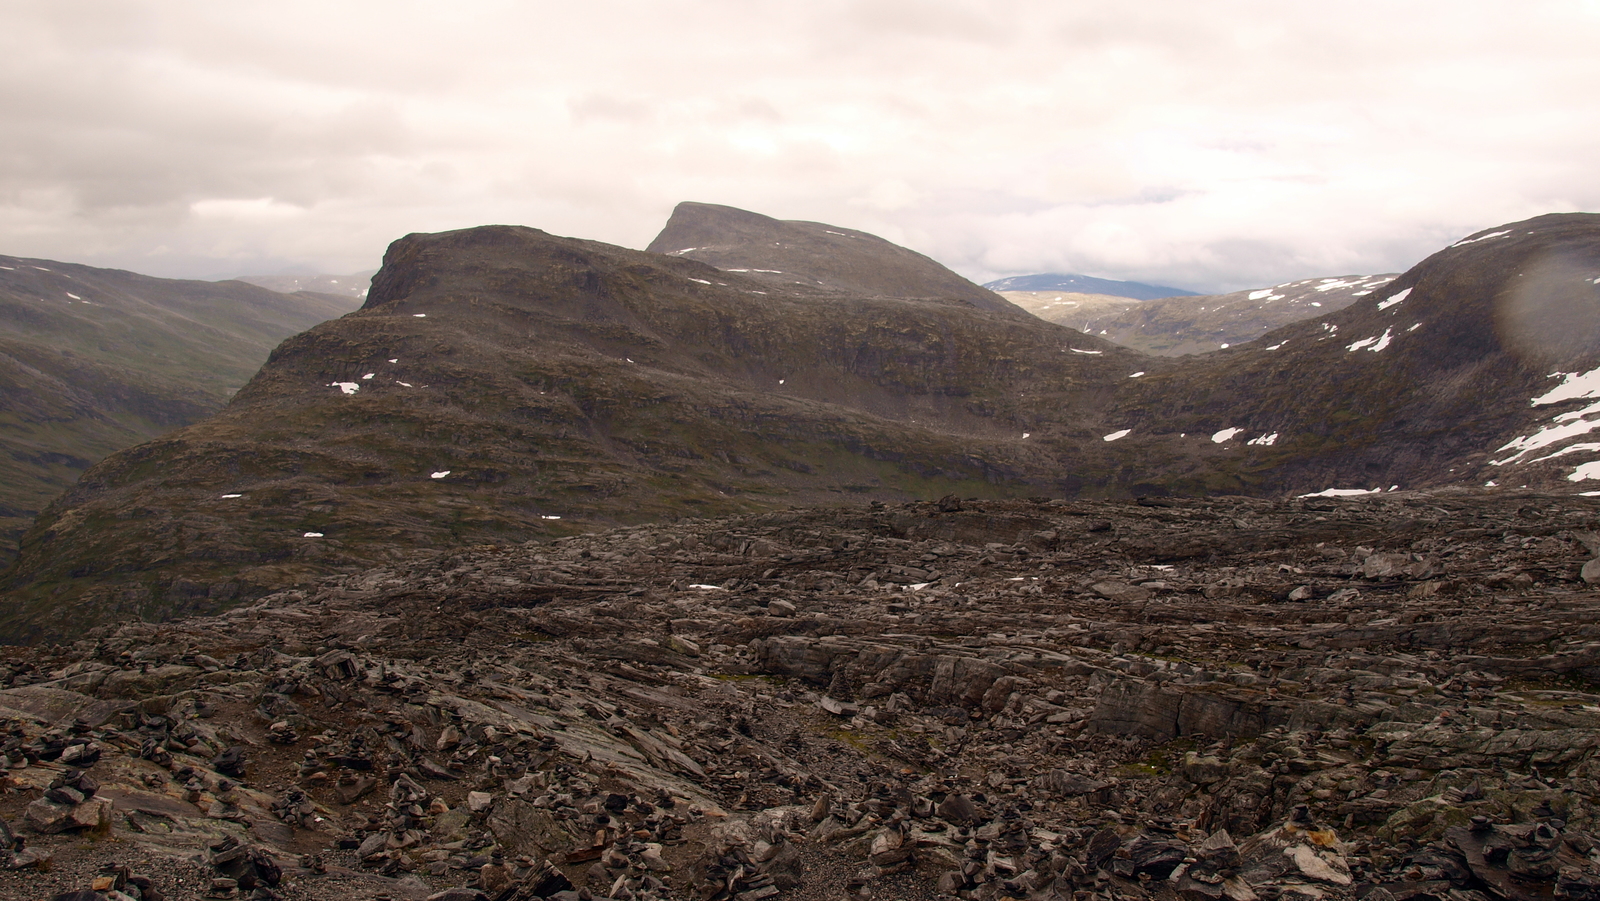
[2,1,1599,288]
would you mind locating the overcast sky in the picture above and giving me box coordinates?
[5,1,1600,293]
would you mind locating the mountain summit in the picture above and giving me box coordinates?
[647,201,1022,314]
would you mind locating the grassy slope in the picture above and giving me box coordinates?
[0,255,359,563]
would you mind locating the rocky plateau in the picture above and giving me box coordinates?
[1,489,1599,901]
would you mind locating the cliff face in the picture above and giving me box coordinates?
[4,209,1600,643]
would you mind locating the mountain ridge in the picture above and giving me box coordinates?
[3,209,1599,643]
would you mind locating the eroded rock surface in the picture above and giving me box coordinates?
[2,490,1599,900]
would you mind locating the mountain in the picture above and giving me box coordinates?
[1007,273,1398,356]
[982,272,1196,299]
[3,210,1599,643]
[233,270,378,299]
[648,201,1022,314]
[0,256,359,566]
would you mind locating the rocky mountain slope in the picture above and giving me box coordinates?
[3,210,1599,645]
[1,490,1597,901]
[1004,275,1398,357]
[982,273,1195,299]
[0,257,357,566]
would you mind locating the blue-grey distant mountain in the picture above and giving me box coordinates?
[981,273,1197,299]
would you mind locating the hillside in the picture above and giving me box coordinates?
[0,256,358,565]
[3,210,1599,643]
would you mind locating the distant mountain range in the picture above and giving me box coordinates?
[981,273,1197,299]
[0,258,359,566]
[4,204,1600,642]
[233,271,377,299]
[1004,274,1398,356]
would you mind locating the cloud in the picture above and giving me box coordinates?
[1,1,1599,288]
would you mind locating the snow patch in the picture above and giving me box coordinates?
[1266,343,1284,351]
[1212,428,1243,443]
[541,515,561,520]
[1569,461,1600,481]
[1069,348,1102,355]
[1533,366,1600,406]
[689,584,726,590]
[431,471,450,479]
[1247,433,1279,446]
[688,278,710,285]
[1129,371,1145,378]
[1346,328,1393,353]
[303,532,324,538]
[1103,429,1131,442]
[1452,229,1512,247]
[361,373,374,380]
[1248,289,1274,300]
[330,382,360,395]
[221,493,242,498]
[413,313,426,318]
[1377,287,1411,310]
[1298,488,1381,498]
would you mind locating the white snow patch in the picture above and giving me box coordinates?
[1021,432,1031,439]
[1266,343,1284,351]
[671,248,699,255]
[1567,462,1600,481]
[1298,488,1382,498]
[825,230,848,236]
[1248,289,1274,300]
[431,471,450,479]
[361,373,374,380]
[1529,441,1600,464]
[1492,413,1600,465]
[688,278,710,285]
[1533,366,1600,406]
[396,381,413,387]
[221,493,243,498]
[1129,371,1145,378]
[1346,328,1394,353]
[331,382,360,395]
[388,358,398,363]
[31,266,49,271]
[1212,428,1243,443]
[66,292,80,300]
[413,313,426,318]
[1485,481,1498,487]
[1069,348,1102,355]
[1452,229,1512,247]
[1220,343,1230,349]
[689,583,726,590]
[778,379,785,385]
[1407,323,1422,332]
[0,265,12,270]
[1377,287,1411,310]
[303,532,324,538]
[1247,433,1279,446]
[541,515,561,520]
[1103,429,1131,442]
[1310,302,1322,307]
